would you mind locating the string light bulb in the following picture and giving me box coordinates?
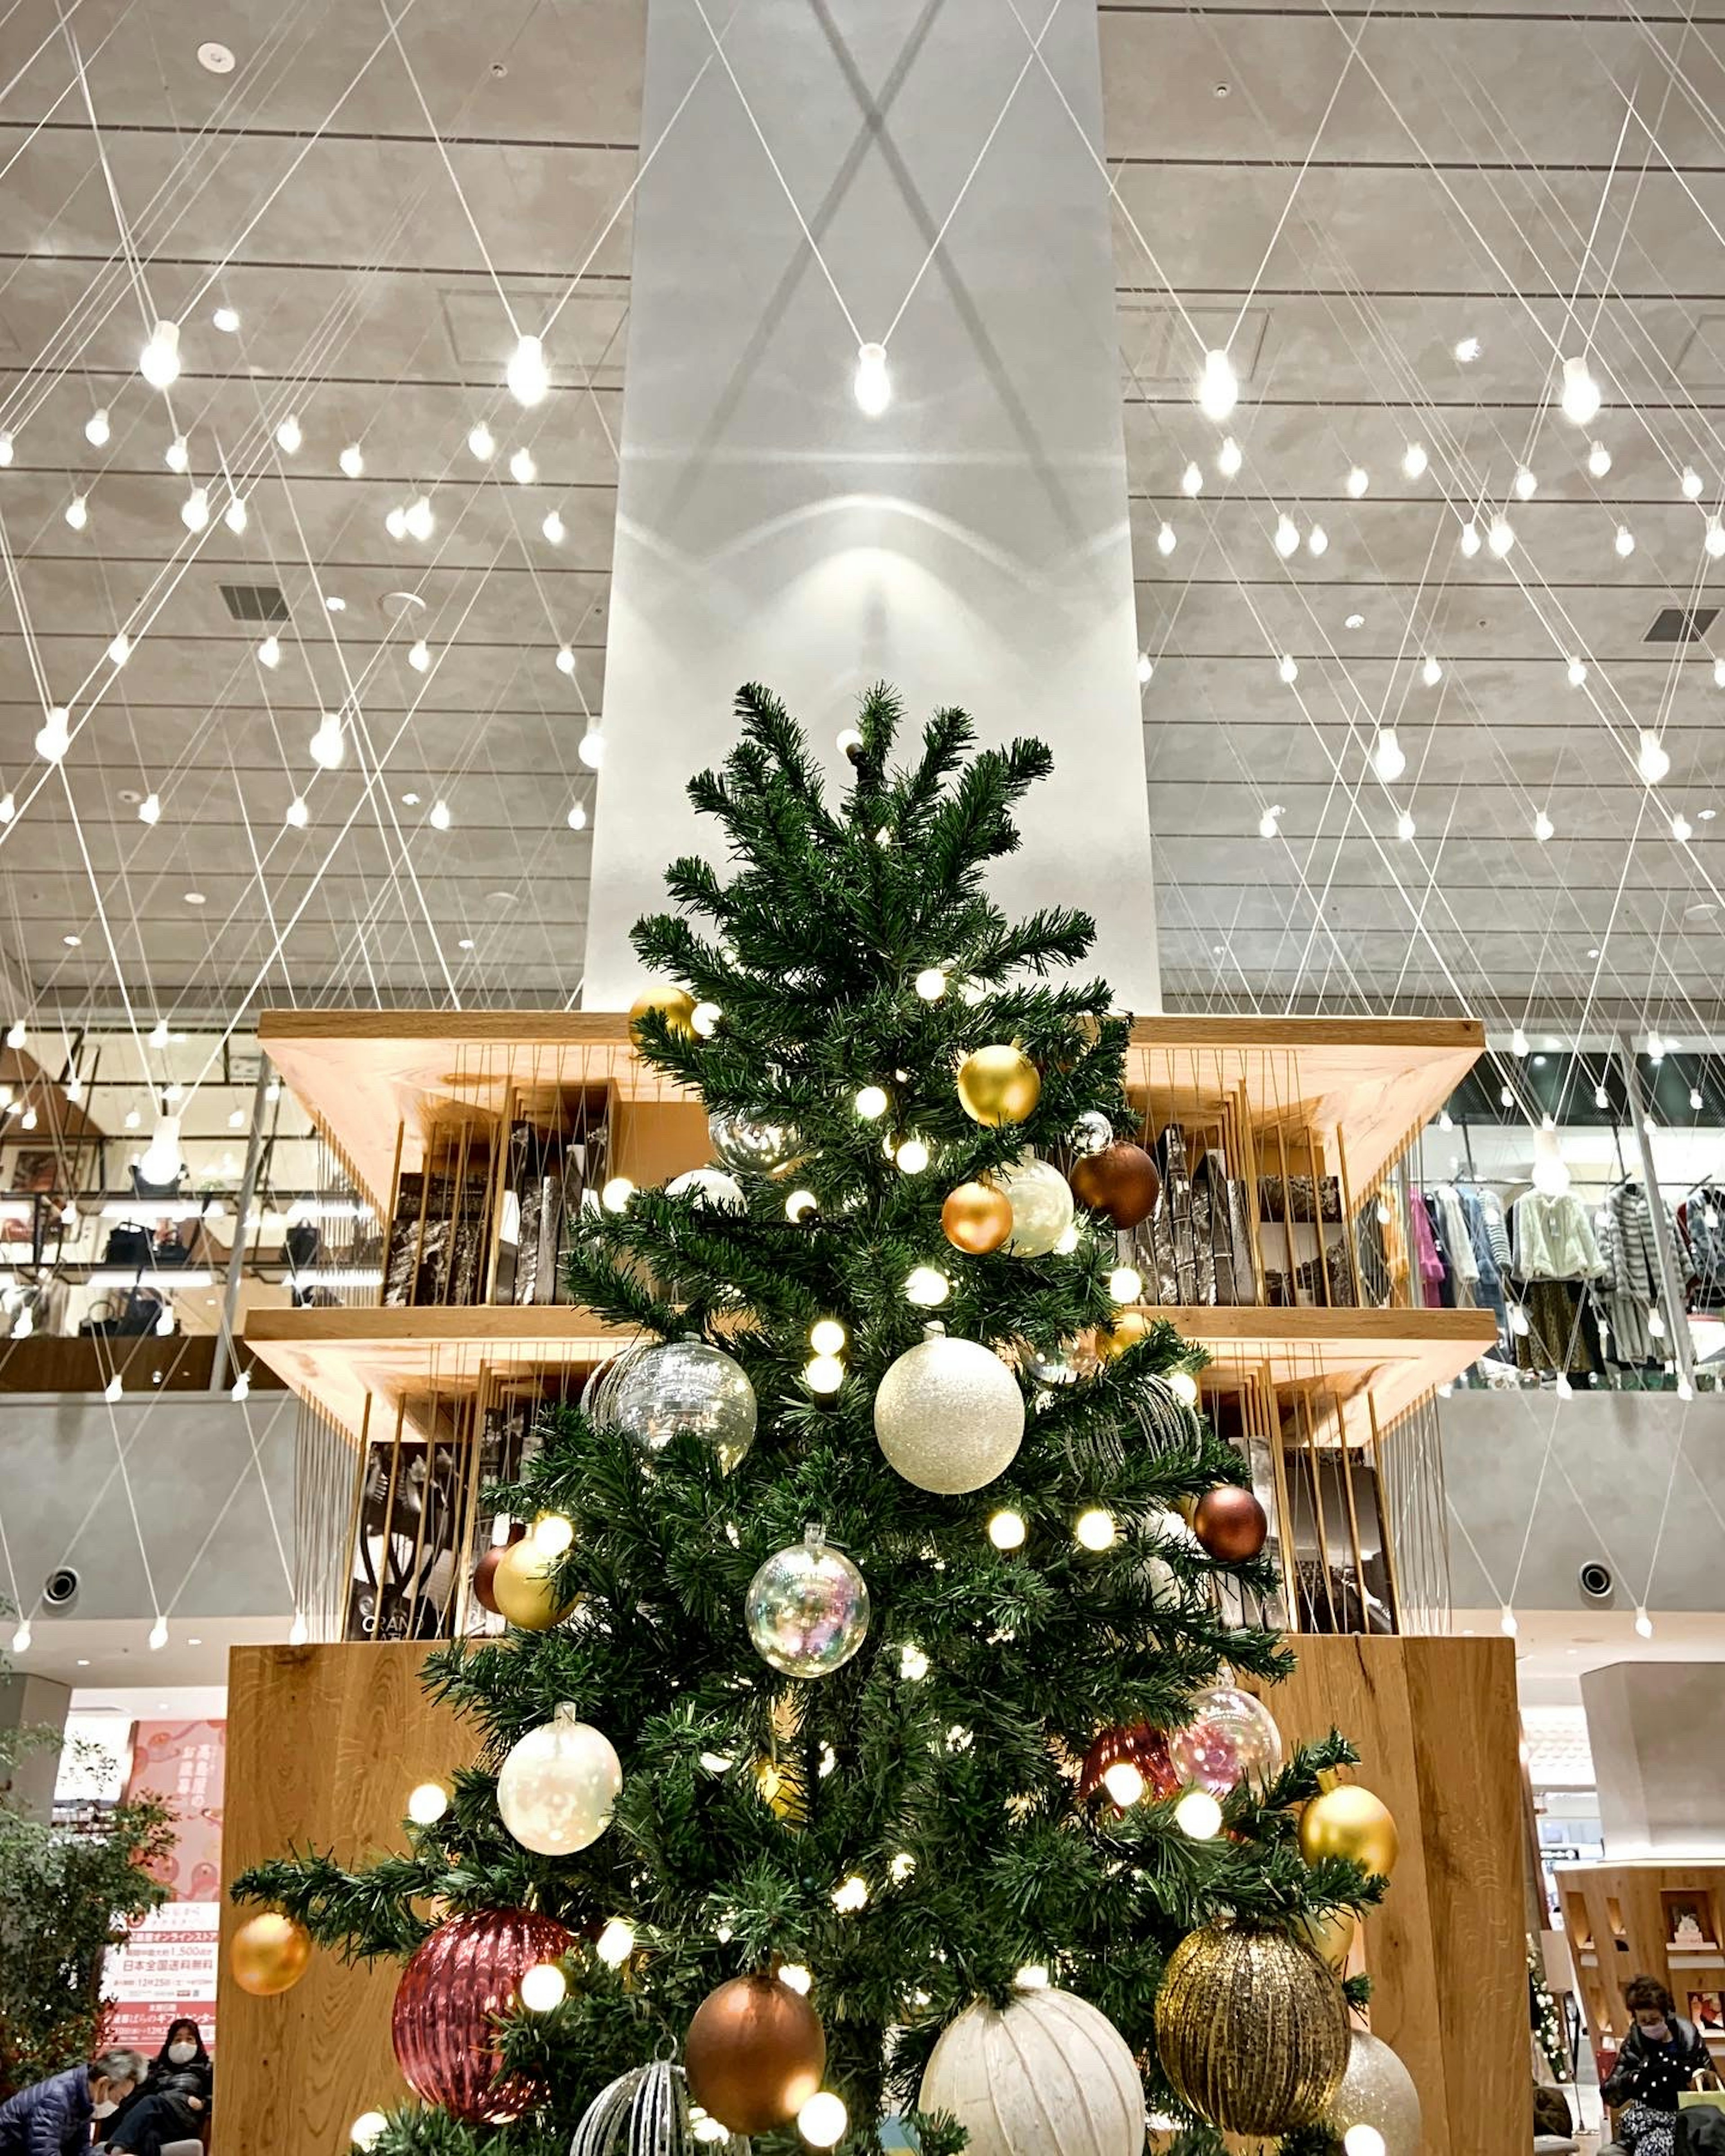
[520,1964,567,2013]
[904,1265,949,1308]
[1421,655,1442,686]
[1175,1789,1222,1839]
[798,2095,847,2149]
[1217,435,1242,477]
[1181,461,1203,497]
[468,422,494,460]
[691,1000,721,1037]
[853,341,890,415]
[275,413,302,455]
[1511,1026,1530,1058]
[810,1319,847,1356]
[507,332,550,406]
[785,1188,818,1223]
[988,1508,1026,1550]
[1196,348,1237,420]
[139,1114,182,1184]
[1371,727,1406,782]
[1346,465,1369,497]
[1402,442,1428,479]
[832,1875,869,1913]
[854,1084,889,1119]
[1637,731,1671,784]
[914,966,947,1000]
[1559,354,1601,425]
[805,1353,845,1396]
[407,1782,447,1825]
[896,1136,930,1174]
[1109,1265,1143,1303]
[1074,1508,1116,1551]
[1102,1761,1146,1807]
[1344,2129,1387,2156]
[339,443,364,478]
[139,319,181,389]
[601,1176,634,1213]
[164,435,189,473]
[597,1918,635,1966]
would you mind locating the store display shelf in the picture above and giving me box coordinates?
[259,1009,1483,1210]
[244,1300,1494,1448]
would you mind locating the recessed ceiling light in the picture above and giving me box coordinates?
[324,594,346,612]
[1344,612,1365,629]
[1212,81,1230,97]
[197,40,235,71]
[183,891,207,906]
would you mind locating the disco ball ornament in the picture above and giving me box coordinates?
[1154,1924,1349,2135]
[392,1907,573,2123]
[1068,1110,1114,1156]
[745,1526,870,1678]
[1077,1721,1180,1809]
[1323,2028,1422,2156]
[572,2061,749,2156]
[997,1153,1075,1258]
[600,1339,756,1474]
[708,1109,800,1179]
[497,1702,623,1856]
[628,984,696,1045]
[920,1988,1144,2156]
[684,1973,827,2134]
[1068,1141,1161,1229]
[230,1910,311,1997]
[1169,1683,1284,1797]
[955,1043,1041,1126]
[874,1326,1026,1493]
[665,1166,746,1211]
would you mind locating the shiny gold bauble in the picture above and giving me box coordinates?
[942,1178,1015,1255]
[754,1756,804,1827]
[231,1910,313,1997]
[684,1973,827,2134]
[491,1538,575,1631]
[1298,1782,1399,1880]
[1097,1310,1153,1360]
[1154,1924,1349,2135]
[628,984,696,1046]
[1295,1904,1357,1969]
[956,1044,1041,1127]
[1324,2028,1422,2156]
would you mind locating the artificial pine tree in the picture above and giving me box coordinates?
[235,685,1390,2156]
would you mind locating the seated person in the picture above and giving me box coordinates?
[0,2051,144,2156]
[105,2023,211,2156]
[1602,1974,1713,2155]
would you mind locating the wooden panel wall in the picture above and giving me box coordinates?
[217,1637,1527,2156]
[214,1645,467,2156]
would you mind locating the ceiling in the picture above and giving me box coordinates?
[4,0,1725,1037]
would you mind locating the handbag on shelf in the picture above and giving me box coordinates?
[1192,1148,1256,1306]
[1256,1172,1343,1224]
[1137,1126,1208,1304]
[102,1222,152,1269]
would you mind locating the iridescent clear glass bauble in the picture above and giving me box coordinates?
[997,1153,1075,1258]
[745,1527,870,1678]
[497,1702,622,1855]
[600,1340,756,1473]
[1169,1682,1284,1796]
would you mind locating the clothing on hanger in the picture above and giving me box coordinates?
[1509,1188,1606,1282]
[1433,1184,1480,1306]
[1411,1191,1447,1308]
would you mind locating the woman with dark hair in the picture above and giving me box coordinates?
[1602,1975,1714,2155]
[103,2021,211,2156]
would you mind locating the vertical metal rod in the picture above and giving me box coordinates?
[1615,1036,1696,1394]
[210,1061,270,1396]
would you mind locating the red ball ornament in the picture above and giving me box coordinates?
[1077,1722,1180,1810]
[392,1908,573,2123]
[1068,1142,1161,1229]
[1193,1485,1268,1564]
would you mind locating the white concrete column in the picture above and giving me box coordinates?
[584,0,1158,1008]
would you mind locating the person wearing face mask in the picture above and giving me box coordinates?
[0,2051,145,2156]
[102,2023,212,2156]
[1602,1975,1715,2155]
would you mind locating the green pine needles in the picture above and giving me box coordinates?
[234,684,1382,2156]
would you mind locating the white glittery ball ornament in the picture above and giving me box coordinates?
[596,1340,757,1473]
[498,1702,623,1855]
[874,1325,1026,1493]
[665,1166,746,1211]
[996,1153,1075,1257]
[745,1525,871,1678]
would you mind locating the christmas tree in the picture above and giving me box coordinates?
[234,685,1397,2156]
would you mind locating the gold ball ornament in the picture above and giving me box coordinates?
[1097,1310,1152,1360]
[491,1538,576,1631]
[683,1972,827,2134]
[1325,2028,1422,2156]
[1298,1782,1399,1879]
[942,1178,1014,1255]
[1295,1904,1357,1970]
[956,1044,1041,1127]
[231,1910,313,1997]
[628,984,696,1045]
[1154,1924,1349,2135]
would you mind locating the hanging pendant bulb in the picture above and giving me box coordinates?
[65,495,88,532]
[1277,654,1298,685]
[1714,658,1725,689]
[385,505,407,540]
[1196,348,1238,420]
[108,632,131,667]
[1273,512,1299,557]
[285,797,309,828]
[507,331,549,406]
[1511,1026,1530,1058]
[137,792,161,826]
[1217,435,1242,477]
[1136,651,1154,685]
[337,442,364,478]
[429,798,451,830]
[404,495,434,541]
[310,714,345,769]
[407,638,430,672]
[1395,809,1416,841]
[1459,520,1481,557]
[1615,523,1635,557]
[1672,811,1693,843]
[509,446,537,484]
[1487,514,1515,557]
[1372,726,1406,782]
[1307,523,1328,556]
[1684,466,1705,499]
[1402,442,1428,479]
[1513,465,1537,500]
[275,413,302,455]
[139,319,181,389]
[1559,354,1601,425]
[467,421,495,460]
[0,795,13,823]
[224,494,248,535]
[1588,441,1612,477]
[84,407,111,447]
[1637,731,1670,784]
[1421,654,1442,686]
[554,645,575,676]
[164,435,189,473]
[1566,657,1587,687]
[180,486,210,532]
[566,799,588,831]
[542,508,566,544]
[1707,518,1725,558]
[579,728,606,769]
[1346,465,1369,497]
[139,1114,182,1184]
[1257,804,1282,840]
[1156,521,1176,556]
[0,432,12,466]
[854,341,890,415]
[1181,461,1203,497]
[258,634,281,669]
[1533,809,1554,842]
[35,707,70,762]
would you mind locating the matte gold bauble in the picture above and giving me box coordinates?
[628,984,696,1045]
[1097,1310,1152,1360]
[754,1756,805,1827]
[1154,1924,1349,2135]
[942,1179,1014,1256]
[1324,2028,1422,2156]
[1068,1141,1161,1229]
[683,1973,827,2134]
[1298,1782,1399,1879]
[491,1538,575,1631]
[1296,1904,1357,1969]
[956,1044,1041,1127]
[230,1910,312,1997]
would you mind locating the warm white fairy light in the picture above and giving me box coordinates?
[896,1136,931,1174]
[1638,732,1671,784]
[1559,354,1601,425]
[579,728,605,769]
[339,442,364,478]
[407,1782,448,1825]
[1074,1508,1116,1551]
[853,342,890,415]
[508,332,550,406]
[1344,2128,1386,2156]
[1278,654,1298,685]
[1273,513,1298,557]
[854,1084,889,1119]
[601,1176,635,1213]
[1169,1369,1199,1406]
[520,1963,567,2013]
[509,446,537,484]
[1345,465,1368,497]
[596,1918,635,1966]
[1108,1265,1142,1304]
[1487,514,1515,557]
[1513,465,1536,501]
[1102,1761,1146,1807]
[785,1188,818,1223]
[1421,655,1442,686]
[988,1509,1026,1551]
[1216,435,1242,477]
[467,421,495,460]
[1156,521,1176,557]
[832,1874,869,1913]
[1371,727,1405,782]
[1402,442,1428,478]
[1196,347,1237,420]
[914,966,947,1001]
[1175,1789,1222,1839]
[1181,461,1203,497]
[542,509,566,544]
[275,414,302,454]
[798,2095,847,2149]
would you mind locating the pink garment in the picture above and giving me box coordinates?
[1411,1193,1446,1308]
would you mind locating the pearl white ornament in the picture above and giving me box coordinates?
[874,1327,1025,1494]
[920,1989,1144,2156]
[497,1703,622,1856]
[665,1167,746,1211]
[995,1154,1075,1257]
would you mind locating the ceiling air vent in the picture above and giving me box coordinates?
[219,582,289,624]
[1644,605,1718,644]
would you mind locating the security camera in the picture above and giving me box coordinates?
[1579,1560,1614,1602]
[42,1566,80,1608]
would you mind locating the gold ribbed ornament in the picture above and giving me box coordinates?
[1154,1925,1349,2136]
